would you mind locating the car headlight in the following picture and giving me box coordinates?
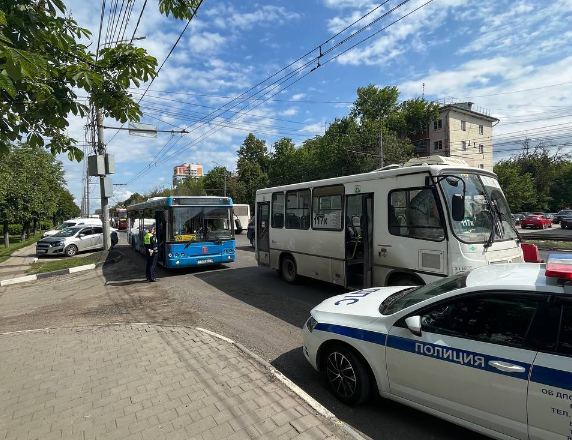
[54,241,65,247]
[306,317,318,333]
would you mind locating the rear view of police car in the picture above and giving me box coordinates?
[303,255,572,440]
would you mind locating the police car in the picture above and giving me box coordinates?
[303,255,572,440]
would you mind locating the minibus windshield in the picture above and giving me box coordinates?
[440,173,517,244]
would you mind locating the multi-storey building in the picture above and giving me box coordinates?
[173,163,203,186]
[411,102,499,171]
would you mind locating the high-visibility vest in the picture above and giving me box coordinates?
[143,233,153,245]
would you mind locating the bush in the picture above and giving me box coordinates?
[7,224,22,236]
[40,221,52,230]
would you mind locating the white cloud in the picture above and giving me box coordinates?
[188,32,226,54]
[291,93,306,101]
[204,4,300,29]
[300,122,326,135]
[280,107,298,116]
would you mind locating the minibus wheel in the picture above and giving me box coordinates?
[281,256,298,283]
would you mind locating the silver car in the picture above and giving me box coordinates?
[36,226,104,257]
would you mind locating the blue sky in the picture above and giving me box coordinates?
[63,0,572,211]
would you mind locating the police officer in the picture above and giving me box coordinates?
[144,227,158,282]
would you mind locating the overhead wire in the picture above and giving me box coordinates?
[126,0,416,183]
[106,0,204,145]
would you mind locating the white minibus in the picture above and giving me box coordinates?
[232,204,251,234]
[254,156,523,289]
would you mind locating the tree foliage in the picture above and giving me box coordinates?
[494,142,572,212]
[0,0,201,160]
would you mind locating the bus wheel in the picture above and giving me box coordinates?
[389,274,420,286]
[281,256,298,283]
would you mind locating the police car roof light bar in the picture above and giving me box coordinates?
[545,254,572,280]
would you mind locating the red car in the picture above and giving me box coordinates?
[521,214,552,229]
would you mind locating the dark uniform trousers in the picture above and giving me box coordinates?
[144,234,158,281]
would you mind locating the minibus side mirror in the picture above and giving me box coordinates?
[452,194,465,221]
[405,316,422,337]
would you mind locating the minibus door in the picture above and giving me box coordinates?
[345,194,373,289]
[257,202,270,266]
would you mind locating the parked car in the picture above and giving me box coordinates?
[246,218,255,248]
[561,214,572,229]
[36,226,104,257]
[554,209,572,224]
[42,217,102,238]
[512,213,525,225]
[521,214,552,229]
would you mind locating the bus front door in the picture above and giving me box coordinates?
[257,202,270,266]
[345,194,373,289]
[155,210,166,266]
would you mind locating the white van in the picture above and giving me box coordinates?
[43,217,103,238]
[232,204,250,234]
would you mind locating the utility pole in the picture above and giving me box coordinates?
[379,114,384,168]
[96,110,111,250]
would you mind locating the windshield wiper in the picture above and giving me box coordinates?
[379,287,417,314]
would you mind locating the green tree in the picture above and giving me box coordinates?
[53,187,80,225]
[203,167,231,196]
[0,144,66,245]
[173,177,206,196]
[493,161,538,212]
[237,134,269,207]
[0,0,201,159]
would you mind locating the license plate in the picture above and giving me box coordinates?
[197,258,214,265]
[37,249,47,253]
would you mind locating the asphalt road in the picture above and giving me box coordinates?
[114,231,486,440]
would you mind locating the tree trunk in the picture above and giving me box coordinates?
[20,222,25,242]
[3,220,8,248]
[33,218,37,235]
[52,215,57,227]
[25,220,30,239]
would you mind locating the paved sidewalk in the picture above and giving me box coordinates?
[0,325,348,440]
[0,244,37,280]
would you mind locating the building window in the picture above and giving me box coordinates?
[286,189,311,229]
[271,192,284,228]
[434,140,443,151]
[388,189,444,241]
[479,124,484,135]
[433,119,442,130]
[461,120,466,131]
[312,185,344,231]
[478,144,484,154]
[461,141,466,151]
[479,164,484,169]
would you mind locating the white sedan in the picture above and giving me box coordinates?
[303,255,572,440]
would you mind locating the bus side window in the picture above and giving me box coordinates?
[389,188,444,241]
[272,192,284,228]
[286,189,310,230]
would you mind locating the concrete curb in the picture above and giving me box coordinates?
[195,327,368,440]
[0,323,368,440]
[0,252,123,287]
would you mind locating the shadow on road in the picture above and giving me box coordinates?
[196,266,344,329]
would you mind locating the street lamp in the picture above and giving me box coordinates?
[212,161,227,197]
[358,92,384,168]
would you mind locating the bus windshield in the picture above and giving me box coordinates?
[440,173,517,244]
[170,207,233,242]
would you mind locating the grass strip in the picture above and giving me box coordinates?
[27,253,101,275]
[0,234,42,264]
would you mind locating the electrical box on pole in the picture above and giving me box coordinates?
[105,154,115,174]
[102,177,114,198]
[88,155,106,176]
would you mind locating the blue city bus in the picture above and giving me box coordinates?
[127,196,236,269]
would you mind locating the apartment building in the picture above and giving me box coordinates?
[412,102,499,171]
[173,163,203,186]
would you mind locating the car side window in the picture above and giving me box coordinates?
[421,294,539,348]
[93,227,103,234]
[81,228,93,236]
[557,303,572,356]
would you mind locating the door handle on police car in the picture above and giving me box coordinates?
[488,361,525,373]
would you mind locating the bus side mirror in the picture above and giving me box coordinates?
[452,194,465,221]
